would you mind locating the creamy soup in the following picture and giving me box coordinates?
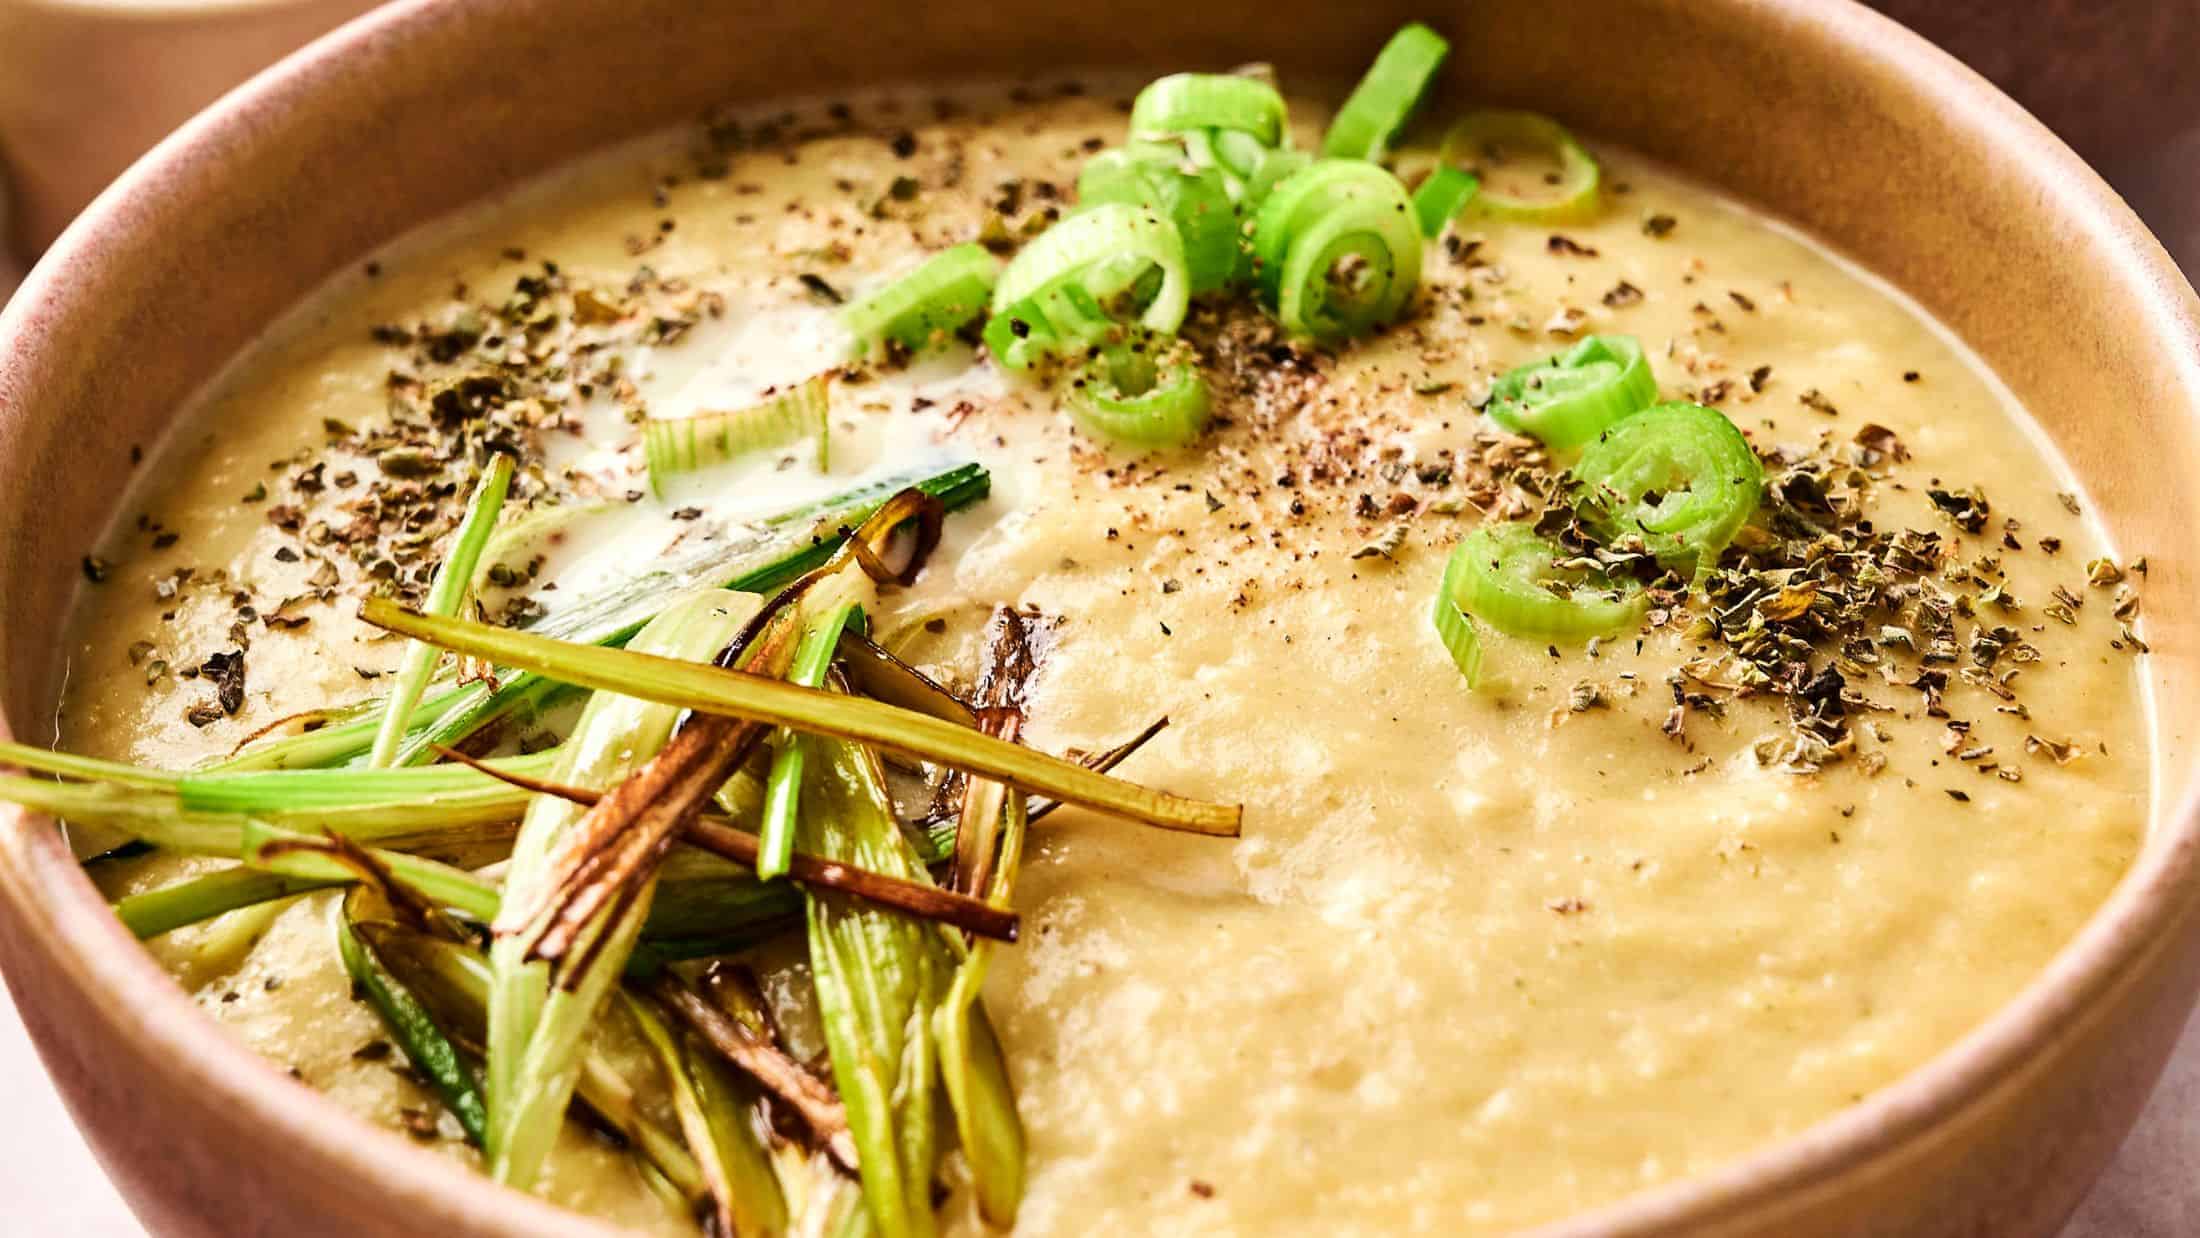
[48,76,2147,1237]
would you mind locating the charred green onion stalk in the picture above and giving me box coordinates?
[6,463,1239,1235]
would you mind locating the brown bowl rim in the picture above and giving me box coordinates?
[3,0,2199,1233]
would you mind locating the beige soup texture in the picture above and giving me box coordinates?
[57,88,2145,1235]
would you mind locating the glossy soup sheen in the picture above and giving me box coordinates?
[58,85,2147,1235]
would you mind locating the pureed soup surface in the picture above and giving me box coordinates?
[59,85,2147,1235]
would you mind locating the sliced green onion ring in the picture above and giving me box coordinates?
[1233,147,1315,284]
[1570,401,1765,576]
[1067,337,1211,448]
[990,204,1190,327]
[1077,143,1240,293]
[1485,334,1658,451]
[1130,74,1291,201]
[644,375,830,495]
[985,204,1189,370]
[982,276,1109,372]
[1251,159,1423,341]
[1439,109,1601,223]
[1321,21,1451,162]
[1411,167,1480,238]
[1430,546,1487,687]
[1130,73,1287,148]
[1244,146,1312,207]
[839,243,999,358]
[1439,522,1646,646]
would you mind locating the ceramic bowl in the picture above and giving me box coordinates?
[0,0,382,259]
[2,1,2198,1234]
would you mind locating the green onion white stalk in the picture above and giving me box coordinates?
[624,992,789,1236]
[800,733,955,1238]
[486,589,759,1191]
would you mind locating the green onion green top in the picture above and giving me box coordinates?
[1440,108,1602,223]
[1321,21,1451,162]
[1077,142,1241,293]
[1251,158,1423,341]
[840,243,1000,358]
[1437,521,1648,646]
[1570,401,1765,577]
[1067,336,1212,448]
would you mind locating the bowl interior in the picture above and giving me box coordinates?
[3,0,2198,1234]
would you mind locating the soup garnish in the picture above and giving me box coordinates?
[2,18,2156,1237]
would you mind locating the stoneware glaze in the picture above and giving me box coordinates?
[1,1,2197,1234]
[0,0,383,258]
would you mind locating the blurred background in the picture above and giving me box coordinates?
[0,0,2195,1233]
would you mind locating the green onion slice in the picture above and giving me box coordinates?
[644,374,831,496]
[839,243,999,359]
[1439,109,1601,223]
[1438,522,1646,647]
[1130,74,1291,202]
[1321,21,1451,162]
[981,277,1108,373]
[985,204,1189,370]
[1244,146,1312,205]
[1130,73,1288,148]
[1570,401,1765,576]
[1229,147,1314,283]
[1411,167,1480,238]
[1485,334,1658,451]
[1250,158,1423,341]
[1077,143,1240,293]
[1066,338,1211,448]
[1430,543,1487,688]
